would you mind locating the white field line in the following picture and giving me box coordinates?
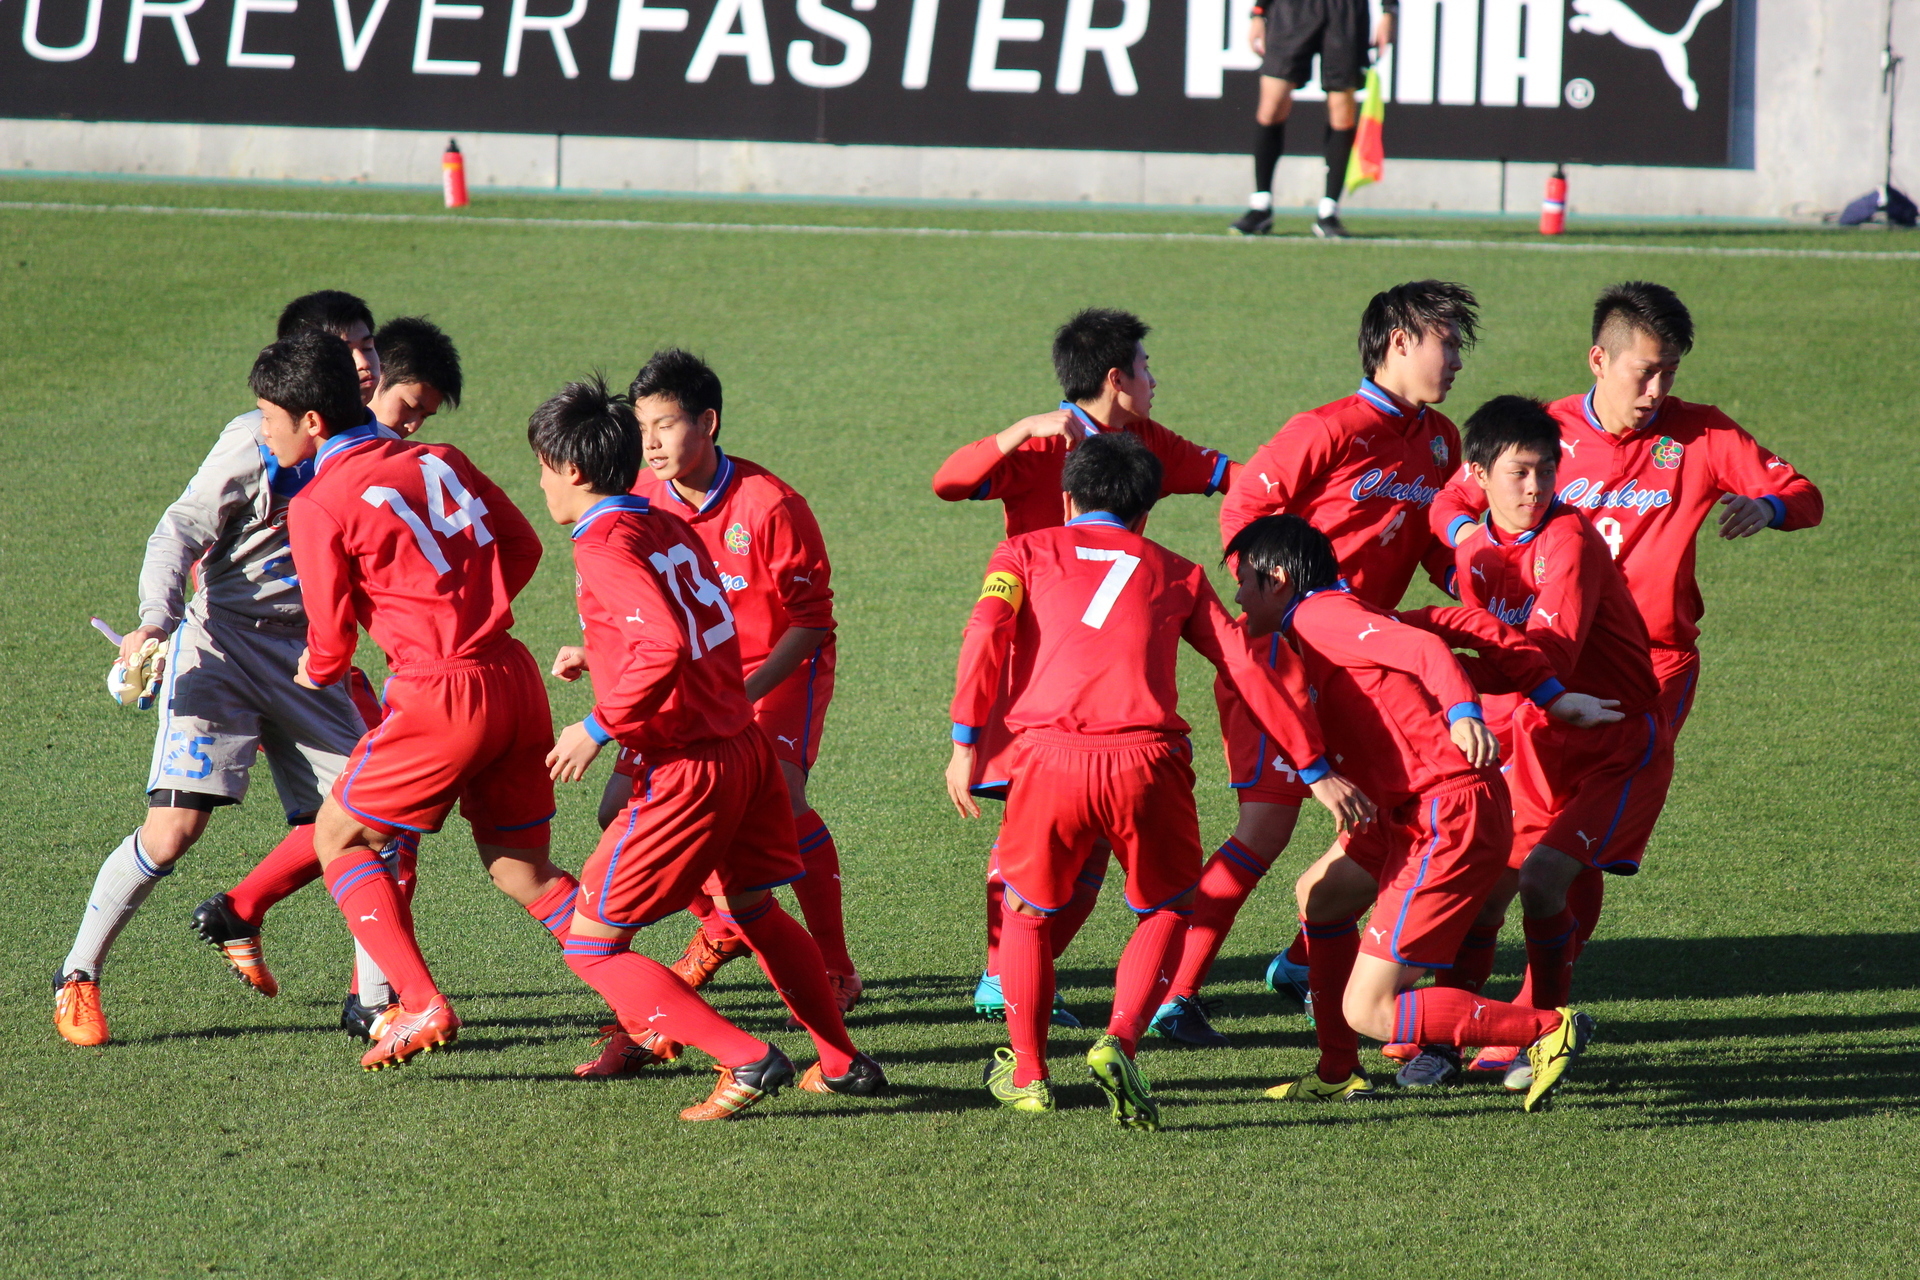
[6,200,1920,261]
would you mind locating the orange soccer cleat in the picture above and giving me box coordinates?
[54,971,109,1047]
[680,1045,794,1121]
[189,894,279,998]
[670,928,753,989]
[1380,1041,1421,1063]
[359,998,461,1070]
[574,1024,683,1078]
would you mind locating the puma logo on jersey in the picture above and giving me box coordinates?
[1536,609,1561,626]
[1259,473,1281,494]
[360,911,379,923]
[1357,623,1380,641]
[626,609,645,624]
[1767,459,1787,469]
[1471,564,1487,581]
[792,575,811,584]
[1576,830,1599,850]
[1353,435,1371,450]
[646,1006,668,1023]
[777,735,799,748]
[1471,1002,1487,1020]
[1560,438,1579,457]
[1367,926,1387,942]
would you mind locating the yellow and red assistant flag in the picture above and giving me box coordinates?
[1344,65,1386,196]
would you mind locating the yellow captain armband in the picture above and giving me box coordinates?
[979,571,1024,611]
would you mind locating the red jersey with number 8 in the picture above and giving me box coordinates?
[570,494,755,754]
[289,426,543,687]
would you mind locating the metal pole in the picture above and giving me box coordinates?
[1885,0,1904,192]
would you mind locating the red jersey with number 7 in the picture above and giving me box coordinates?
[949,513,1327,777]
[1220,380,1461,608]
[288,425,542,687]
[1429,392,1822,652]
[569,494,755,754]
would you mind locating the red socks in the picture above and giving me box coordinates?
[1523,907,1579,1010]
[984,844,1105,976]
[1304,914,1362,1082]
[722,898,856,1077]
[525,876,579,942]
[227,824,323,928]
[1285,928,1308,967]
[1108,909,1186,1057]
[323,850,437,1008]
[791,810,854,975]
[1568,868,1606,951]
[562,935,766,1069]
[1436,923,1503,992]
[1394,985,1560,1048]
[999,907,1052,1086]
[1167,838,1267,1000]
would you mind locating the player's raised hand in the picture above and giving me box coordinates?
[293,646,318,690]
[1547,692,1624,728]
[119,624,167,672]
[550,645,589,681]
[945,743,981,819]
[1716,492,1773,539]
[548,720,603,782]
[1308,772,1376,835]
[1450,715,1500,769]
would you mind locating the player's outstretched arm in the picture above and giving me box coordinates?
[133,416,262,672]
[1429,468,1489,548]
[1186,585,1327,778]
[1135,419,1235,498]
[1218,414,1336,548]
[1706,413,1824,539]
[929,413,1073,501]
[1399,605,1559,698]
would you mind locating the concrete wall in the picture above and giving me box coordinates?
[4,1,1915,219]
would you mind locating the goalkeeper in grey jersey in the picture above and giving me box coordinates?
[55,292,387,1048]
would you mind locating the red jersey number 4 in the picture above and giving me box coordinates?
[650,542,738,657]
[361,453,494,575]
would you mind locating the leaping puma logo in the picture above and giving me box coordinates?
[777,734,799,748]
[1576,830,1599,850]
[1357,623,1381,641]
[1569,0,1725,111]
[1536,609,1561,626]
[1259,473,1281,495]
[1561,438,1579,457]
[792,575,811,584]
[646,1006,668,1023]
[1367,926,1387,942]
[359,911,379,923]
[626,609,645,624]
[1471,564,1487,581]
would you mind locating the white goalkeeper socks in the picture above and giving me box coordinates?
[62,832,171,979]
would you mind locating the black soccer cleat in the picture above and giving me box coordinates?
[1146,995,1231,1048]
[189,893,279,997]
[1312,214,1352,240]
[1230,208,1276,236]
[339,992,391,1041]
[799,1052,890,1097]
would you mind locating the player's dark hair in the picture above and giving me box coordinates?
[375,316,463,407]
[1053,308,1150,403]
[1358,280,1479,378]
[276,290,375,340]
[629,348,723,438]
[1462,395,1562,471]
[1224,515,1340,597]
[1062,432,1162,525]
[1592,281,1694,356]
[248,331,364,434]
[528,375,641,495]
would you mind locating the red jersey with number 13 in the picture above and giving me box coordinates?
[288,425,542,687]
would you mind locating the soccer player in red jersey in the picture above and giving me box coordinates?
[1156,281,1477,1047]
[534,379,884,1119]
[1421,397,1678,1086]
[932,309,1240,1024]
[1428,282,1823,1032]
[1230,514,1608,1111]
[598,350,858,1017]
[254,331,580,1071]
[947,434,1371,1125]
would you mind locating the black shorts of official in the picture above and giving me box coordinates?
[1262,0,1371,92]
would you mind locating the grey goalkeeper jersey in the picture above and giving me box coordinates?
[137,410,393,631]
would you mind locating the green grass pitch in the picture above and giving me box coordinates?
[1,176,1916,1277]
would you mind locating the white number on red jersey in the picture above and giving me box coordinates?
[361,456,496,577]
[1378,509,1407,546]
[1596,516,1625,559]
[1074,547,1142,629]
[648,542,738,658]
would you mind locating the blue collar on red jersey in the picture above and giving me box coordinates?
[258,445,315,499]
[1357,378,1422,421]
[1581,386,1661,438]
[1482,498,1559,547]
[1061,401,1105,435]
[1065,511,1130,529]
[313,417,383,474]
[1280,577,1353,635]
[571,494,650,540]
[662,447,735,515]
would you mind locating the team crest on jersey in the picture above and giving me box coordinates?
[724,522,751,554]
[1430,436,1449,469]
[1651,436,1684,469]
[1533,553,1547,581]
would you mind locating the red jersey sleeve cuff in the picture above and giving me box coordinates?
[582,712,614,746]
[1446,702,1484,725]
[1527,678,1568,708]
[952,723,982,745]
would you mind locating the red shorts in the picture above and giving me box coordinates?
[614,643,836,778]
[345,666,386,733]
[1652,647,1701,742]
[1344,771,1510,969]
[335,639,555,848]
[1216,675,1309,807]
[582,728,803,929]
[1508,709,1675,875]
[996,730,1203,914]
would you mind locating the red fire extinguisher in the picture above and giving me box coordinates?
[1540,164,1566,235]
[442,139,468,209]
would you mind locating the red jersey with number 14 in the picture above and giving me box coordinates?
[950,514,1325,774]
[570,495,754,754]
[1221,380,1460,608]
[1431,392,1822,651]
[289,425,541,687]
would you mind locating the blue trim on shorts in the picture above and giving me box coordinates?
[1584,712,1660,876]
[496,810,556,832]
[1387,798,1448,967]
